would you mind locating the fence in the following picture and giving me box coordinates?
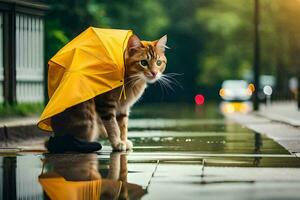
[0,13,3,102]
[0,0,47,104]
[16,14,44,103]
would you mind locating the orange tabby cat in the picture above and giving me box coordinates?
[50,34,167,151]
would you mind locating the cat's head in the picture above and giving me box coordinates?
[125,35,168,83]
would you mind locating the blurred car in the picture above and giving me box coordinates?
[219,80,252,101]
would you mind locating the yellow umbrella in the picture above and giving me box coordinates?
[38,27,133,131]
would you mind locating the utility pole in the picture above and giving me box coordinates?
[297,74,300,111]
[253,0,260,111]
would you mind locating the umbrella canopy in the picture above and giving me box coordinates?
[38,27,133,131]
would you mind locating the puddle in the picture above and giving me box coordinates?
[2,153,300,200]
[1,103,300,199]
[106,118,289,155]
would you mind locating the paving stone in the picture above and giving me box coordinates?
[127,163,158,187]
[144,165,300,200]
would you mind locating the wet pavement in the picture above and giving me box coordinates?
[1,103,300,199]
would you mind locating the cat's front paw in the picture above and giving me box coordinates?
[126,140,133,150]
[112,141,126,151]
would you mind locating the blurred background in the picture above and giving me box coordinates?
[45,0,300,105]
[1,0,300,116]
[1,1,300,198]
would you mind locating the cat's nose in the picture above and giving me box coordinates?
[150,70,158,78]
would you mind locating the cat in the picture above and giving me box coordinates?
[50,34,167,151]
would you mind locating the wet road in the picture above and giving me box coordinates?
[1,103,300,199]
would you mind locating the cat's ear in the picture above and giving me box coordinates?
[127,34,143,56]
[155,35,169,53]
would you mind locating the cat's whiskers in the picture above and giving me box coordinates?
[159,77,175,92]
[161,73,183,89]
[157,79,169,95]
[154,73,183,93]
[157,80,165,98]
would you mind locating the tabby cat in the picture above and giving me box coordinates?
[50,34,167,151]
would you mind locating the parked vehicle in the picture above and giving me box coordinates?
[219,80,252,101]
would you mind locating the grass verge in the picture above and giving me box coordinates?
[0,103,44,117]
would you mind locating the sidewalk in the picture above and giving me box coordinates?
[258,101,300,127]
[0,116,48,149]
[227,101,300,156]
[0,116,38,127]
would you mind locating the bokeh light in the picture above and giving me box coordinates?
[195,94,205,105]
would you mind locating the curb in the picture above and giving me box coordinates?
[0,118,50,147]
[227,113,300,156]
[255,112,300,128]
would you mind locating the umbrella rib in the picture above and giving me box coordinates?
[91,28,116,65]
[91,28,122,70]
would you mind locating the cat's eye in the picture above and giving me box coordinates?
[156,60,162,66]
[140,60,148,67]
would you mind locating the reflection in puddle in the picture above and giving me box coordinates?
[39,153,146,200]
[220,101,252,114]
[122,115,288,155]
[1,154,146,200]
[128,129,287,155]
[2,152,300,199]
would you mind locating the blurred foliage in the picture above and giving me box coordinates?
[45,0,300,102]
[195,0,253,87]
[0,103,43,117]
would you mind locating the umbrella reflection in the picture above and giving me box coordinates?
[39,153,146,200]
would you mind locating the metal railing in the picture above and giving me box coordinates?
[0,13,3,102]
[0,0,48,104]
[16,14,44,103]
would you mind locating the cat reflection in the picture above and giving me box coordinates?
[39,153,146,200]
